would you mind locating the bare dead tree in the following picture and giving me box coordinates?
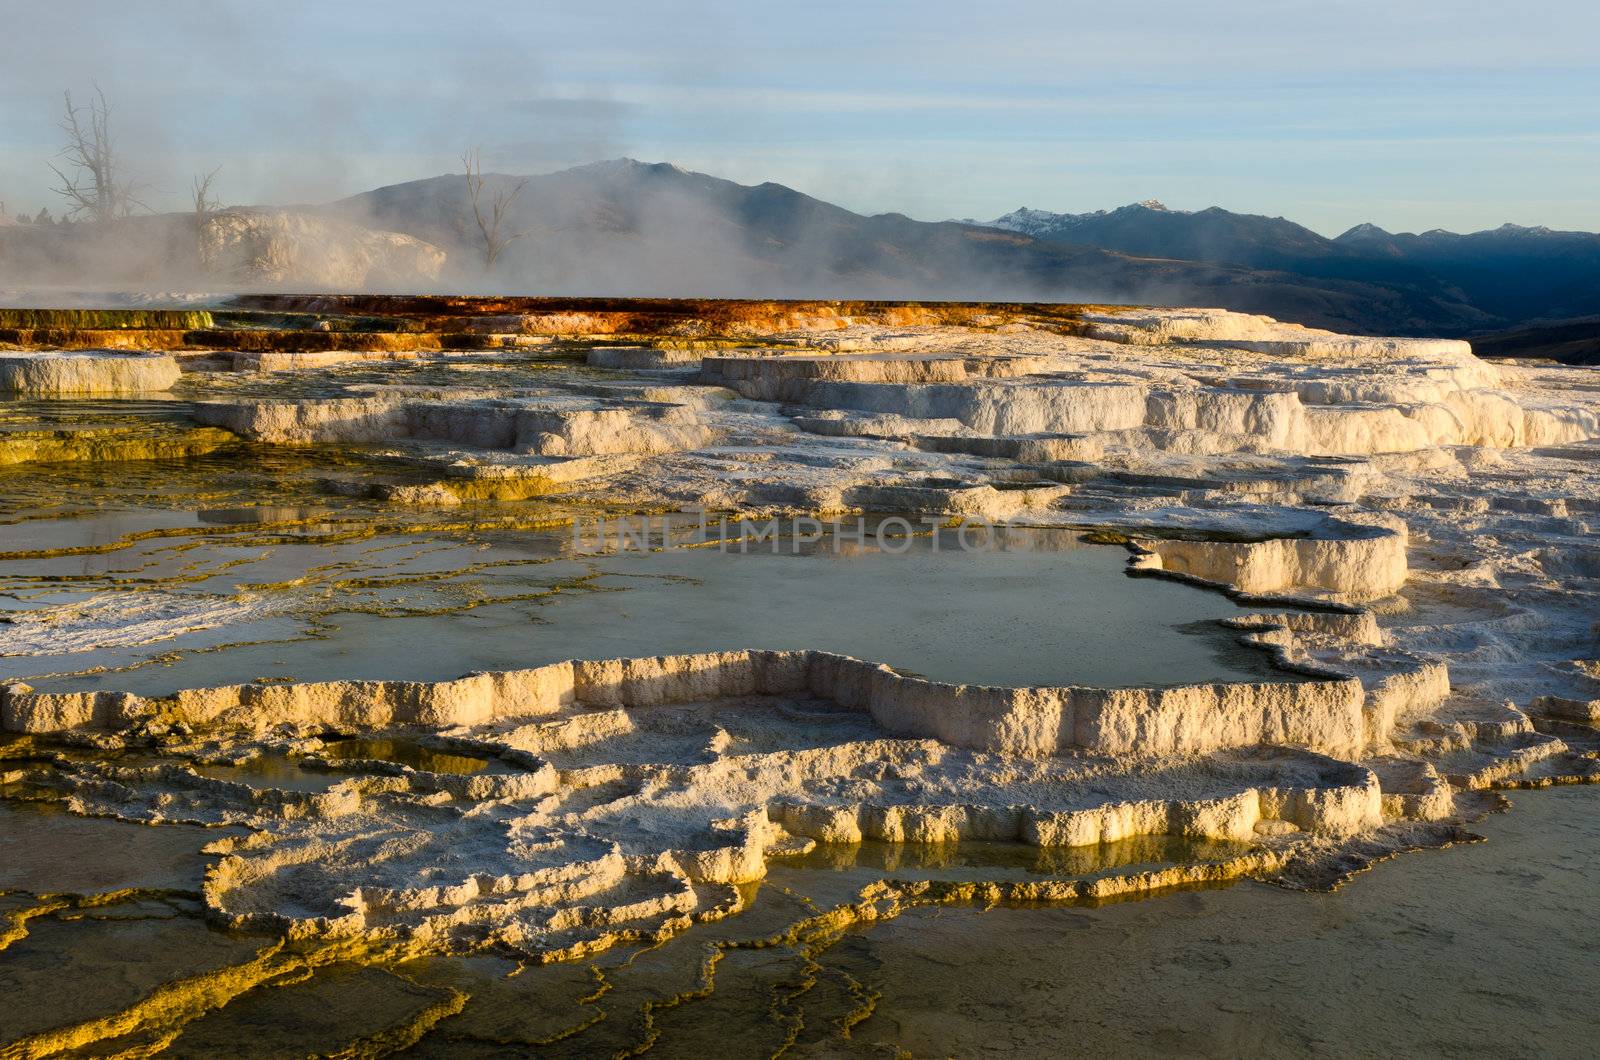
[462,148,527,269]
[47,85,146,224]
[191,166,223,270]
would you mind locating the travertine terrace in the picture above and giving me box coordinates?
[3,296,1599,1051]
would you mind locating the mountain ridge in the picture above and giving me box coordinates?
[3,157,1596,341]
[323,159,1490,335]
[967,196,1600,327]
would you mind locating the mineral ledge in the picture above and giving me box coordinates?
[3,303,1599,968]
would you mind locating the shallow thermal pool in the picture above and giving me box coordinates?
[1,785,1596,1056]
[0,505,1296,695]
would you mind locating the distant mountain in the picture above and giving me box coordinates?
[972,201,1354,271]
[1334,222,1600,322]
[967,199,1600,338]
[327,160,1488,334]
[333,158,1156,301]
[968,200,1490,299]
[6,157,1598,342]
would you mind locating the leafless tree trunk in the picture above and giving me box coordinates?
[462,148,527,269]
[47,85,145,224]
[192,166,222,271]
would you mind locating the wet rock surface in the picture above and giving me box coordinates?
[3,297,1599,1055]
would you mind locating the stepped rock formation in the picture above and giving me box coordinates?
[3,298,1600,1049]
[0,350,181,395]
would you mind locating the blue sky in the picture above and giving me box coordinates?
[1,0,1596,234]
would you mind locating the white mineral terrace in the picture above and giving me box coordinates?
[3,305,1599,964]
[0,350,183,395]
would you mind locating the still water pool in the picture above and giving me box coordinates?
[1,510,1294,695]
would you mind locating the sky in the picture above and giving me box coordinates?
[1,0,1597,235]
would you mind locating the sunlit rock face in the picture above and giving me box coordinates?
[191,394,712,455]
[3,298,1600,1052]
[0,351,181,395]
[700,308,1594,459]
[2,644,1393,958]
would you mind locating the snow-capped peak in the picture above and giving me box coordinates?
[968,200,1182,236]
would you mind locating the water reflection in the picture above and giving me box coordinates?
[317,738,505,776]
